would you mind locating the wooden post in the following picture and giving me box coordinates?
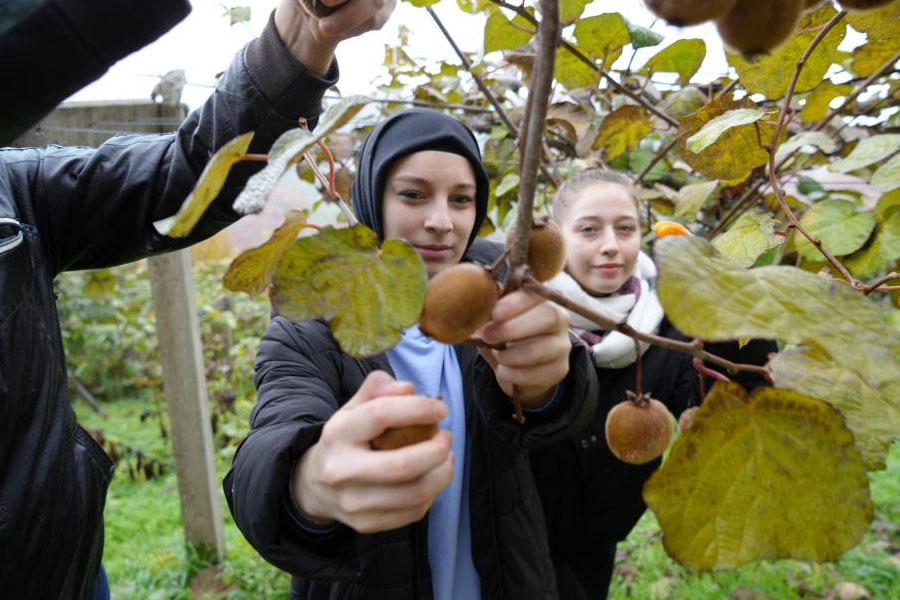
[147,250,225,562]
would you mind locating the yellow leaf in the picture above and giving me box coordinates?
[573,13,630,70]
[771,346,900,470]
[271,225,428,358]
[845,0,900,39]
[712,211,785,268]
[554,46,600,90]
[727,5,847,100]
[153,131,254,238]
[685,108,770,154]
[560,0,592,24]
[592,105,653,160]
[641,39,706,85]
[484,8,535,54]
[799,82,853,123]
[852,36,900,78]
[644,382,873,571]
[677,94,774,181]
[223,210,309,295]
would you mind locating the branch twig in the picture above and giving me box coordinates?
[767,10,854,284]
[524,278,771,378]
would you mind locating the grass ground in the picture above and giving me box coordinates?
[76,396,900,600]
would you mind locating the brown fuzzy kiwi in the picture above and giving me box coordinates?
[419,263,498,344]
[298,0,340,18]
[645,0,740,26]
[507,217,567,282]
[371,424,440,450]
[838,0,894,8]
[605,391,674,464]
[677,406,699,432]
[716,0,804,55]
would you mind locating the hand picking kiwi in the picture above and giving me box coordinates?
[506,216,567,282]
[371,424,440,450]
[419,263,499,344]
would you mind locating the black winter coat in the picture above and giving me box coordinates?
[224,242,600,600]
[0,15,337,599]
[530,320,774,599]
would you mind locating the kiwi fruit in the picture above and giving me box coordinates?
[605,391,674,465]
[506,216,567,282]
[677,406,699,432]
[419,263,498,344]
[298,0,340,18]
[716,0,804,55]
[371,424,440,450]
[645,0,740,26]
[838,0,894,8]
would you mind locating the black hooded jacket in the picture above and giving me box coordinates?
[0,12,338,598]
[224,110,600,600]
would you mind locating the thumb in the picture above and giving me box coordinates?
[343,370,413,409]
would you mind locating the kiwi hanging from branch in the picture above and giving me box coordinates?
[716,0,804,55]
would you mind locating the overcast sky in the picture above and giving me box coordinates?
[67,0,736,110]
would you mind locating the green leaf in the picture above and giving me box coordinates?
[774,131,838,164]
[674,180,719,221]
[726,6,847,100]
[799,82,853,123]
[661,86,708,120]
[655,236,900,379]
[554,46,600,90]
[828,134,900,174]
[641,39,706,85]
[560,0,591,25]
[677,94,774,181]
[573,13,630,71]
[871,153,900,192]
[495,173,520,197]
[402,0,441,7]
[228,6,251,25]
[644,382,873,571]
[231,96,369,218]
[797,174,825,196]
[223,210,309,295]
[771,346,900,471]
[794,199,876,260]
[456,0,493,14]
[712,211,785,268]
[82,269,116,299]
[592,105,653,160]
[685,108,770,155]
[484,8,535,54]
[271,225,428,358]
[845,205,900,278]
[153,132,254,237]
[625,20,664,49]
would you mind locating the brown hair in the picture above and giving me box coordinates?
[551,168,640,224]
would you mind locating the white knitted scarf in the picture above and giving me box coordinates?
[546,252,664,369]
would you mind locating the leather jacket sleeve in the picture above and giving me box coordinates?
[3,13,337,275]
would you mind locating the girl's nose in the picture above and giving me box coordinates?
[424,201,453,233]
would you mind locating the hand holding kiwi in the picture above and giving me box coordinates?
[296,0,345,19]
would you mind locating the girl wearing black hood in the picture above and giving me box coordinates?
[225,109,598,600]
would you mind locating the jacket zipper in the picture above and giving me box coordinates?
[0,218,30,257]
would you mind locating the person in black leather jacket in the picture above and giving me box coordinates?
[225,109,599,599]
[0,1,395,598]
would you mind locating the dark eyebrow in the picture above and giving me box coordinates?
[390,175,476,192]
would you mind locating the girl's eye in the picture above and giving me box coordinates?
[617,224,635,233]
[579,226,597,234]
[399,190,424,200]
[452,196,473,205]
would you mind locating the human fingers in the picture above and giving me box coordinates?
[489,333,571,369]
[318,0,395,39]
[493,359,570,398]
[320,430,453,487]
[482,299,569,345]
[327,394,446,445]
[342,371,412,411]
[331,451,454,521]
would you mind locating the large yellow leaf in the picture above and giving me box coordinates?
[677,94,774,181]
[644,383,873,571]
[685,108,770,155]
[484,8,535,54]
[640,39,706,85]
[726,5,847,100]
[799,82,853,123]
[771,346,900,470]
[794,199,877,260]
[592,105,653,160]
[153,132,254,237]
[573,13,630,71]
[852,36,900,78]
[654,236,900,378]
[271,225,427,358]
[223,210,309,295]
[711,211,785,268]
[554,46,600,90]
